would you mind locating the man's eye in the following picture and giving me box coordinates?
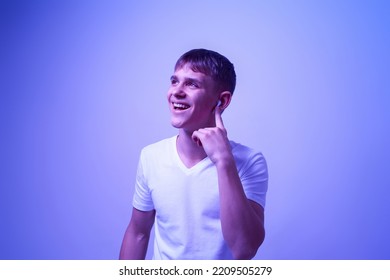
[186,81,198,88]
[171,79,178,85]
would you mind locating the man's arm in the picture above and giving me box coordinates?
[119,207,155,260]
[216,159,265,259]
[192,106,265,259]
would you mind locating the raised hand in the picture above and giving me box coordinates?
[191,106,233,165]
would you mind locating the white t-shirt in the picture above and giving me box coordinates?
[133,136,268,260]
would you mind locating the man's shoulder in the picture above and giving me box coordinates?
[230,140,258,156]
[230,140,266,164]
[141,135,176,156]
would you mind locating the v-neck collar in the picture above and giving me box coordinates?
[171,135,212,174]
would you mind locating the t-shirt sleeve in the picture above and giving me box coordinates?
[132,150,155,211]
[241,152,268,209]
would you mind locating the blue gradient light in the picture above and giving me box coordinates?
[1,1,389,259]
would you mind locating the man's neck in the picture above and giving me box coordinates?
[176,129,207,168]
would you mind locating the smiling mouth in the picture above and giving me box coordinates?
[172,102,190,110]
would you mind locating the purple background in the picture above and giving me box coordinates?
[1,0,389,259]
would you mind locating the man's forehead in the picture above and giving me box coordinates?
[173,64,209,79]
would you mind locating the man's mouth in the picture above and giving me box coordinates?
[172,102,190,111]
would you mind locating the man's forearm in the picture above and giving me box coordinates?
[119,225,150,260]
[216,158,265,260]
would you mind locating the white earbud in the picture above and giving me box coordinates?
[217,100,222,107]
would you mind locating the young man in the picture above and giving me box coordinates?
[119,49,268,260]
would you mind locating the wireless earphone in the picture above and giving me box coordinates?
[217,100,222,107]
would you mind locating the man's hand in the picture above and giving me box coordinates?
[191,106,233,165]
[193,105,265,259]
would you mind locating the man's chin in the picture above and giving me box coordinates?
[171,120,185,129]
[170,121,197,133]
[170,116,190,128]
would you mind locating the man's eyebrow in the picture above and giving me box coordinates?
[170,75,202,85]
[185,77,201,84]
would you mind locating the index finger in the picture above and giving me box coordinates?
[215,105,225,129]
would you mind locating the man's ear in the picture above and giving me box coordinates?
[218,91,232,111]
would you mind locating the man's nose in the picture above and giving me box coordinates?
[171,84,185,97]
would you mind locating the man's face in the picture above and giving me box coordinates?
[167,64,219,132]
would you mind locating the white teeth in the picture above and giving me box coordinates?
[173,103,190,109]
